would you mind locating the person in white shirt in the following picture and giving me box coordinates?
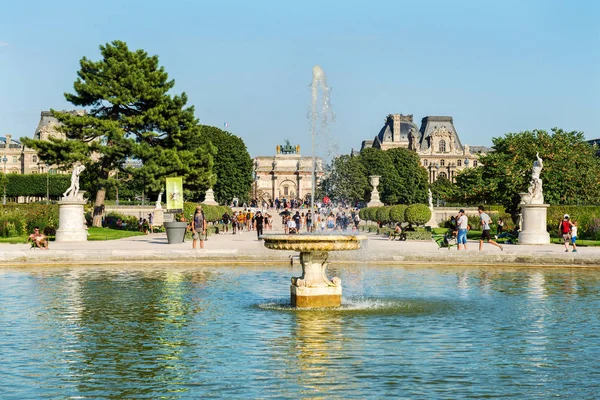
[478,205,503,251]
[570,221,578,253]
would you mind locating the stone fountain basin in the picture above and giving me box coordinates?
[261,234,367,252]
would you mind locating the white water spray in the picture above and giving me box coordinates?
[309,65,336,211]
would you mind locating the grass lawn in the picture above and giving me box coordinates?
[0,236,29,244]
[0,228,145,243]
[87,227,146,241]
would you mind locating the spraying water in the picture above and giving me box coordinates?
[309,65,336,212]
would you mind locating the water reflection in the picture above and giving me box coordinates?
[1,265,600,398]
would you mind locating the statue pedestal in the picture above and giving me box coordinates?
[55,191,88,242]
[367,175,384,207]
[518,202,550,245]
[202,188,218,205]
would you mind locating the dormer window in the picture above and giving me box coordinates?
[439,139,446,152]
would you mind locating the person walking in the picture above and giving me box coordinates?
[478,206,503,251]
[253,211,265,240]
[191,205,207,249]
[222,211,230,234]
[456,209,469,250]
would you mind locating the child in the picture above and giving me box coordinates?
[570,221,578,253]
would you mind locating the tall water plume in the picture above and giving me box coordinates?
[309,65,336,210]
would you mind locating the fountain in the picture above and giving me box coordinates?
[262,234,367,307]
[263,65,365,308]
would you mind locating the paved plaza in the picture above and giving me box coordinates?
[1,221,598,267]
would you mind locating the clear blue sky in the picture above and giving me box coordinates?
[1,0,598,158]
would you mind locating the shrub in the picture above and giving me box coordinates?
[404,231,433,240]
[389,204,407,224]
[405,204,431,226]
[376,206,392,225]
[0,204,59,237]
[366,207,380,222]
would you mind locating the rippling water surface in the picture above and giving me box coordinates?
[1,264,599,398]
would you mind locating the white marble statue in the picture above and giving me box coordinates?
[521,153,544,204]
[155,191,163,209]
[428,189,434,210]
[63,164,86,199]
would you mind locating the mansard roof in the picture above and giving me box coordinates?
[375,114,419,144]
[418,116,464,152]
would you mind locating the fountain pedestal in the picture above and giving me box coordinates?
[291,251,341,308]
[262,234,366,308]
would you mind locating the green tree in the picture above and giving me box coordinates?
[430,175,456,205]
[200,125,253,204]
[22,41,214,226]
[389,204,407,224]
[464,128,600,222]
[376,206,392,225]
[385,147,429,204]
[320,154,369,204]
[358,148,402,204]
[405,204,432,226]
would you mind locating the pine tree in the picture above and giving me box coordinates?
[23,40,214,226]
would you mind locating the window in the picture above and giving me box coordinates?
[439,139,446,152]
[473,161,478,167]
[284,186,289,196]
[33,155,37,163]
[438,172,447,179]
[457,159,462,167]
[13,156,17,163]
[440,159,445,166]
[423,159,428,166]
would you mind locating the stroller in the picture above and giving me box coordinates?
[433,230,457,250]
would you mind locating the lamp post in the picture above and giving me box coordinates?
[46,163,50,204]
[115,171,119,206]
[435,162,440,182]
[2,155,7,205]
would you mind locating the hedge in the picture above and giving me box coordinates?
[547,205,600,240]
[4,174,71,197]
[182,202,233,223]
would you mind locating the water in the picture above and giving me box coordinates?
[309,65,336,210]
[1,265,599,398]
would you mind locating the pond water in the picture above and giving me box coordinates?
[1,264,599,398]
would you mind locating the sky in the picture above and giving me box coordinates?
[1,0,598,159]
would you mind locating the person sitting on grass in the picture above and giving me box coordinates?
[28,227,49,250]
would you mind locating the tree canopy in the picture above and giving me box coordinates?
[455,128,600,221]
[200,125,253,204]
[320,147,429,205]
[22,40,214,225]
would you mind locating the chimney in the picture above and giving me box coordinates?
[5,134,11,145]
[392,114,401,142]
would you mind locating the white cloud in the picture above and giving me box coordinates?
[0,41,8,47]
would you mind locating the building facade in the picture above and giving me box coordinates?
[361,114,489,182]
[253,140,324,202]
[1,110,84,175]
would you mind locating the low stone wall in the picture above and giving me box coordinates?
[428,207,494,228]
[104,206,165,226]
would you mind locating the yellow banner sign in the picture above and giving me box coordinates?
[166,177,184,211]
